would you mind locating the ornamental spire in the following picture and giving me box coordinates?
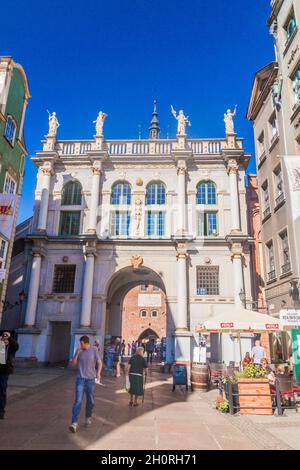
[148,98,160,139]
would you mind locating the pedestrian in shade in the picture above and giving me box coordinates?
[69,336,101,433]
[128,347,148,407]
[0,332,19,419]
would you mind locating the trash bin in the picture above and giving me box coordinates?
[172,364,188,391]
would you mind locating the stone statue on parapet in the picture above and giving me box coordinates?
[93,111,108,137]
[171,105,191,135]
[47,111,60,137]
[224,105,237,134]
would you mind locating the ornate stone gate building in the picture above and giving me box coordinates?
[16,104,254,364]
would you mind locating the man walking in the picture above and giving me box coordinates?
[0,332,19,419]
[69,336,101,433]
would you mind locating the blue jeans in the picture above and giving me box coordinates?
[106,354,114,376]
[71,377,95,424]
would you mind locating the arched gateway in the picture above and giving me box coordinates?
[14,102,254,367]
[104,265,169,354]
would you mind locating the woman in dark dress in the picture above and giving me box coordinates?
[128,347,148,406]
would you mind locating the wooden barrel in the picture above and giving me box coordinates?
[191,363,208,392]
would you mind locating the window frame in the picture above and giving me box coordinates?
[196,181,217,205]
[61,181,82,206]
[52,264,76,293]
[109,210,131,237]
[196,266,220,296]
[197,211,218,237]
[59,210,81,236]
[3,172,17,194]
[4,115,17,146]
[111,181,132,205]
[145,210,166,237]
[146,182,166,206]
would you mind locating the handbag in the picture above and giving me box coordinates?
[125,375,130,392]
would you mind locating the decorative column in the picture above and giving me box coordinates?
[37,162,53,232]
[80,245,96,327]
[24,253,42,327]
[232,252,244,307]
[227,159,241,232]
[173,241,193,365]
[177,166,187,235]
[176,244,188,330]
[87,162,102,233]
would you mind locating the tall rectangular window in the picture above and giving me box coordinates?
[273,165,284,206]
[198,212,218,236]
[146,211,165,236]
[261,181,270,219]
[53,265,76,293]
[4,116,16,146]
[292,69,300,105]
[266,241,275,281]
[110,211,130,236]
[279,230,291,274]
[258,132,265,157]
[59,211,81,235]
[196,266,219,296]
[3,173,16,194]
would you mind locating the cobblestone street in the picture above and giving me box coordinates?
[0,365,299,450]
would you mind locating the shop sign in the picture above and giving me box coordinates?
[0,194,17,239]
[220,322,234,328]
[280,309,300,327]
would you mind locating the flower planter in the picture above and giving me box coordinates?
[237,378,273,415]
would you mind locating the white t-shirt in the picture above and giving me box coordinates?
[252,345,265,364]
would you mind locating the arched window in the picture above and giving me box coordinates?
[140,310,148,318]
[61,181,82,206]
[151,310,158,318]
[146,182,166,205]
[59,181,82,236]
[111,182,131,205]
[196,181,217,205]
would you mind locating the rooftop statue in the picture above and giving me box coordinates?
[224,106,237,134]
[171,105,191,135]
[93,111,108,137]
[47,111,60,137]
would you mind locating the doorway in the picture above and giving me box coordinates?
[49,321,71,365]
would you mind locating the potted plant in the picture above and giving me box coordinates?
[214,395,229,413]
[236,364,272,415]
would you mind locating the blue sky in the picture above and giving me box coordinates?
[2,0,274,222]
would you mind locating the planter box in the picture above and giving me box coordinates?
[238,378,273,415]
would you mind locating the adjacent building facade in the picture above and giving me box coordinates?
[10,102,256,365]
[0,56,31,322]
[247,0,300,364]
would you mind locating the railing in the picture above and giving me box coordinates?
[259,150,266,164]
[281,262,291,275]
[268,270,276,282]
[223,377,297,416]
[275,192,285,207]
[263,206,271,220]
[270,132,279,146]
[51,138,238,157]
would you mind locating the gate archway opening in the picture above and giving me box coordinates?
[105,266,167,345]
